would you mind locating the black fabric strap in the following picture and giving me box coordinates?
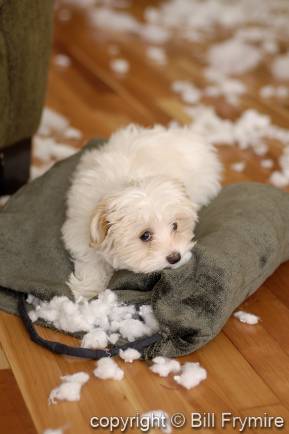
[18,293,162,359]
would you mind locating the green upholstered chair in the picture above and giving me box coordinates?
[0,0,53,194]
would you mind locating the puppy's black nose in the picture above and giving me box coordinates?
[166,251,181,264]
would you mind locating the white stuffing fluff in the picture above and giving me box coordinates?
[54,54,71,68]
[48,141,76,160]
[118,318,152,342]
[271,53,289,81]
[28,291,159,345]
[235,27,272,44]
[147,0,289,31]
[43,429,64,434]
[30,163,54,180]
[185,105,238,144]
[146,46,167,65]
[81,328,108,349]
[270,171,289,188]
[94,357,124,380]
[185,106,289,153]
[204,69,246,105]
[138,305,159,332]
[260,159,273,169]
[109,333,120,344]
[173,362,207,390]
[38,108,69,135]
[150,357,181,377]
[33,107,82,176]
[144,7,159,24]
[171,80,192,93]
[208,38,262,75]
[119,348,141,363]
[87,0,289,49]
[260,86,275,99]
[276,87,289,98]
[183,105,289,182]
[34,137,77,162]
[93,7,168,45]
[141,410,172,434]
[37,107,82,140]
[279,148,289,178]
[90,8,140,33]
[63,127,82,140]
[260,85,289,99]
[182,88,202,105]
[0,195,10,207]
[231,161,246,173]
[48,372,89,404]
[33,137,53,161]
[140,24,170,44]
[110,58,129,74]
[91,8,170,44]
[234,310,260,325]
[253,142,268,157]
[171,80,202,105]
[262,40,279,55]
[204,81,245,105]
[269,148,289,187]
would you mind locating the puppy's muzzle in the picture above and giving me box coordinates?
[166,251,181,265]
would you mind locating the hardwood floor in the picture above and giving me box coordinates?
[1,1,289,433]
[0,345,36,434]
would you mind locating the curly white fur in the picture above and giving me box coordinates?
[62,124,222,299]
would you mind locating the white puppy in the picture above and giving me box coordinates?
[62,124,222,299]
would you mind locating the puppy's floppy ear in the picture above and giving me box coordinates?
[90,200,111,247]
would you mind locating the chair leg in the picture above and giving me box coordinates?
[0,138,32,195]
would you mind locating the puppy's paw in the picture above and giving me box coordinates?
[67,272,104,300]
[71,287,100,301]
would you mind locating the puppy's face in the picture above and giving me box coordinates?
[90,178,197,273]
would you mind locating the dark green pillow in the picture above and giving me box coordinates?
[1,139,289,359]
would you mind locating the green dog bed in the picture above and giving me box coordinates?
[1,139,289,359]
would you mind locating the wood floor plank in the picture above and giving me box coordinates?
[50,49,155,128]
[0,311,281,434]
[0,312,225,434]
[54,24,160,126]
[196,333,278,411]
[266,262,289,311]
[1,1,289,432]
[46,69,128,137]
[238,287,289,356]
[0,344,10,370]
[0,369,37,434]
[239,405,289,433]
[224,308,289,412]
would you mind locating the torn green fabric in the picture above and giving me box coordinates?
[1,139,289,359]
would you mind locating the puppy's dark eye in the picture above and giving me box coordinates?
[140,231,152,242]
[172,222,178,231]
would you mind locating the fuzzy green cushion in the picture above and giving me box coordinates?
[1,139,289,358]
